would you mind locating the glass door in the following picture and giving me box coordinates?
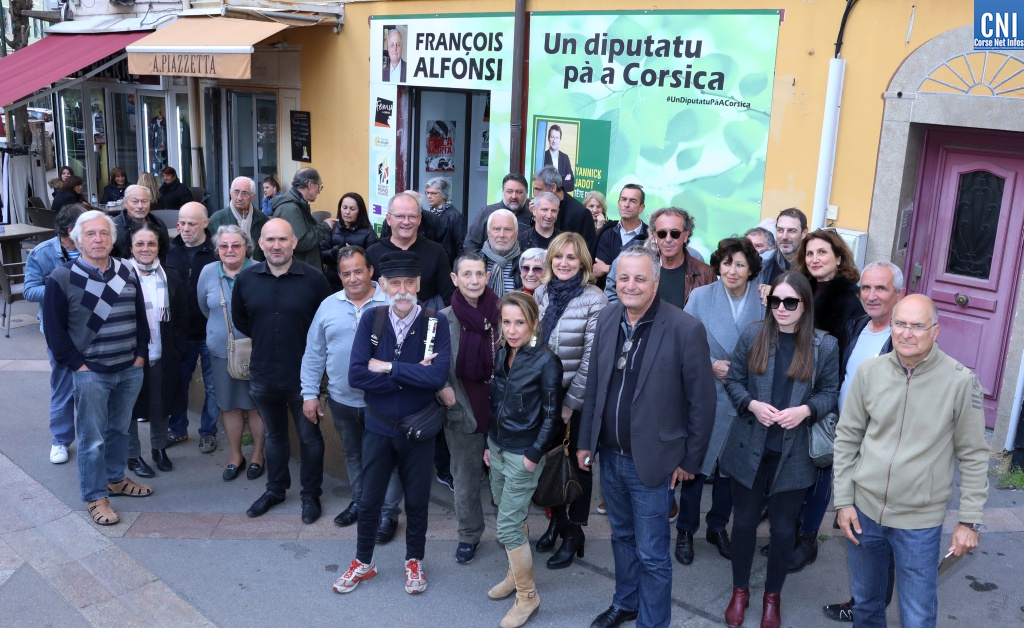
[255,94,277,180]
[230,91,255,179]
[175,93,192,186]
[89,87,108,200]
[140,93,170,177]
[109,91,140,185]
[57,87,87,183]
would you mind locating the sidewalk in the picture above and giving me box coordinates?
[1,299,1023,627]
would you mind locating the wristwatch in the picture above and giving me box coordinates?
[385,362,393,374]
[958,522,983,532]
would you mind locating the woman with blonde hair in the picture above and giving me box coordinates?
[583,191,607,230]
[137,172,163,209]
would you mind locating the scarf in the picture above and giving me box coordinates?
[230,205,253,236]
[428,199,453,216]
[541,271,586,344]
[452,286,501,382]
[481,239,521,298]
[130,257,170,324]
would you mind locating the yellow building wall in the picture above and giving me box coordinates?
[286,0,973,232]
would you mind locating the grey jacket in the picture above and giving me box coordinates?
[683,280,765,476]
[720,323,840,495]
[438,306,482,434]
[534,283,608,411]
[197,259,254,360]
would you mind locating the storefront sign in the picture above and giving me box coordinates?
[290,111,311,162]
[975,1,1023,49]
[527,10,780,255]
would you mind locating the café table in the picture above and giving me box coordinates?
[0,223,54,264]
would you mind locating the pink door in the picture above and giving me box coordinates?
[908,129,1024,428]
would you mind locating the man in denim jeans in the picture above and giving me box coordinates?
[834,294,989,628]
[233,219,332,524]
[300,245,404,536]
[43,210,154,526]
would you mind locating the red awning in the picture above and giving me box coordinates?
[0,32,150,107]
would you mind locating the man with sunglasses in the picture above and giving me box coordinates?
[834,294,988,628]
[209,176,268,262]
[647,207,715,309]
[271,167,338,268]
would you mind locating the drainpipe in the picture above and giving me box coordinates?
[810,57,845,231]
[509,0,526,173]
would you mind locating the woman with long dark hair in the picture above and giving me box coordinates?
[719,271,839,628]
[261,175,281,216]
[52,176,85,214]
[485,291,562,628]
[321,192,379,290]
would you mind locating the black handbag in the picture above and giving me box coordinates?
[394,402,444,442]
[532,421,584,508]
[809,332,839,468]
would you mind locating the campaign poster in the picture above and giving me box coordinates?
[533,116,610,197]
[425,120,457,172]
[527,11,781,256]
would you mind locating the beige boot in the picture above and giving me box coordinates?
[500,543,539,628]
[488,522,530,600]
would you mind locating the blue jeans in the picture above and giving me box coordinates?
[676,471,732,533]
[846,506,942,628]
[72,366,144,502]
[169,340,218,437]
[47,348,76,446]
[599,447,673,628]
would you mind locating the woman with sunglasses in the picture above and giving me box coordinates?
[532,232,607,569]
[719,271,839,628]
[486,291,562,628]
[518,248,546,295]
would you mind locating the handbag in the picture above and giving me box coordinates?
[809,332,839,468]
[393,402,444,442]
[219,279,252,380]
[532,421,584,508]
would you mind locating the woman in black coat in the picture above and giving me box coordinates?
[719,271,839,628]
[124,221,188,478]
[51,176,85,214]
[321,192,378,290]
[100,167,129,204]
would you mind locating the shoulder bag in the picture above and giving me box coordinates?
[532,421,584,508]
[808,331,839,468]
[219,279,252,380]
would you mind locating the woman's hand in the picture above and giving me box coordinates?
[775,405,811,429]
[439,387,456,407]
[748,400,779,427]
[483,449,491,467]
[712,359,730,381]
[561,405,573,422]
[523,456,536,473]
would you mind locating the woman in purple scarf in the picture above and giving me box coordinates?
[438,251,502,566]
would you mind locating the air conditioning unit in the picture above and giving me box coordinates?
[43,0,64,12]
[836,228,868,270]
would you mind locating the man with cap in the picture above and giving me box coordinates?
[334,250,451,596]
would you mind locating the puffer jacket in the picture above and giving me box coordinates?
[534,283,608,410]
[487,340,563,464]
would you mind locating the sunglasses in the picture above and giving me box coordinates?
[656,229,683,240]
[616,339,633,370]
[521,265,544,275]
[767,296,802,311]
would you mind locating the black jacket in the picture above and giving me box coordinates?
[366,237,454,309]
[464,201,533,253]
[810,275,865,356]
[135,267,189,417]
[100,184,126,204]
[321,223,380,290]
[487,341,564,464]
[51,191,84,215]
[379,205,465,267]
[840,313,894,383]
[593,220,649,265]
[159,179,193,212]
[112,210,171,264]
[557,194,598,254]
[165,230,218,339]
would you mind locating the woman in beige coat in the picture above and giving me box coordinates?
[532,232,608,569]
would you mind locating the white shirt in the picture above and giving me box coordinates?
[386,61,404,83]
[618,221,644,246]
[838,325,891,411]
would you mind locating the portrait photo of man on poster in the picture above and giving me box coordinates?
[535,119,578,193]
[381,25,408,83]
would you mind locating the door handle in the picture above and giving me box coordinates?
[910,263,923,291]
[955,293,970,307]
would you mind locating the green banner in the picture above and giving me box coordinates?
[527,10,780,256]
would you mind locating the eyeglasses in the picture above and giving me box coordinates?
[891,320,937,334]
[767,296,802,311]
[218,243,244,251]
[316,183,325,192]
[389,213,418,223]
[656,229,683,240]
[616,339,633,371]
[521,265,544,275]
[230,189,253,197]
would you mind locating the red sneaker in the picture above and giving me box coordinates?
[332,558,377,594]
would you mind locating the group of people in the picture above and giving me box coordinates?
[28,164,989,628]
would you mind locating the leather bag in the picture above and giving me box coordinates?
[532,421,583,508]
[809,332,838,468]
[394,402,444,442]
[219,279,251,380]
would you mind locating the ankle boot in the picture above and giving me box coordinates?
[546,523,584,569]
[787,533,818,573]
[761,592,781,628]
[725,587,749,628]
[536,509,565,553]
[500,543,539,628]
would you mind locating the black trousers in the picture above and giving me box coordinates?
[730,450,805,593]
[551,409,593,526]
[356,431,434,563]
[676,470,732,533]
[249,382,324,499]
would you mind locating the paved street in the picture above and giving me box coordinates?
[1,299,1023,627]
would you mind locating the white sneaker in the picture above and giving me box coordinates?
[50,444,68,464]
[404,558,427,594]
[332,559,377,594]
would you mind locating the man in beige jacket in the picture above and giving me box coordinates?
[834,294,989,628]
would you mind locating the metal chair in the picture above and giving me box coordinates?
[312,211,332,222]
[0,262,26,338]
[27,196,45,209]
[26,206,56,232]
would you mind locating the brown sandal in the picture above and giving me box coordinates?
[88,498,120,525]
[108,477,153,498]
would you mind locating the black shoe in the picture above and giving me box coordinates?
[246,491,284,517]
[166,431,188,446]
[706,529,732,560]
[128,457,155,478]
[760,543,770,557]
[375,516,398,544]
[246,462,264,480]
[436,471,455,492]
[455,542,479,564]
[823,599,855,622]
[151,448,172,472]
[674,531,694,565]
[547,524,585,569]
[788,533,819,572]
[590,605,639,628]
[536,511,565,553]
[301,495,322,524]
[333,501,359,527]
[223,457,245,482]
